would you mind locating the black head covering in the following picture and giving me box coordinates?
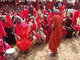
[29,6,33,16]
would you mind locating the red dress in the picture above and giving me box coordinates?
[15,22,32,52]
[46,1,51,9]
[49,15,63,53]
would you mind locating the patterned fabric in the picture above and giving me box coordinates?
[49,15,63,53]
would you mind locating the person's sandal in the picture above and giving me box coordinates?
[50,53,57,57]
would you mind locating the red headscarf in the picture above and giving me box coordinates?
[17,0,19,4]
[21,9,29,20]
[46,1,51,9]
[6,14,13,28]
[0,21,7,38]
[36,0,40,10]
[15,22,28,36]
[72,10,79,25]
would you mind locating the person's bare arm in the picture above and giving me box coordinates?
[41,22,50,27]
[12,28,21,41]
[12,32,21,41]
[40,19,50,27]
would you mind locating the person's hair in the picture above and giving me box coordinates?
[54,9,60,14]
[29,6,33,16]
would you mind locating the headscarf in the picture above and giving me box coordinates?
[6,14,13,28]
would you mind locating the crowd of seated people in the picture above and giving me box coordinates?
[0,0,80,59]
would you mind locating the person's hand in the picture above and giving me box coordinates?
[51,24,55,30]
[32,31,36,35]
[68,27,71,31]
[18,36,21,41]
[38,10,41,15]
[30,34,32,37]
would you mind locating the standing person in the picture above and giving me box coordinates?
[49,11,63,57]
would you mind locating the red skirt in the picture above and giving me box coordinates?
[16,38,32,52]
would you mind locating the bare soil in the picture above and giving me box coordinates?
[12,36,80,60]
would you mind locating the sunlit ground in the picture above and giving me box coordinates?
[12,35,80,60]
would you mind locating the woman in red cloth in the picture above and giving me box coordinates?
[63,16,75,38]
[46,0,52,10]
[36,0,40,10]
[49,11,63,57]
[21,6,37,20]
[72,10,80,36]
[0,21,7,39]
[41,15,50,42]
[59,5,66,19]
[14,17,32,53]
[1,14,16,44]
[28,16,41,44]
[0,21,10,60]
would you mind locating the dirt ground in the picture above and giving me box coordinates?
[12,35,80,60]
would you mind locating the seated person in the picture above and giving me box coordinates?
[13,16,32,54]
[63,16,75,38]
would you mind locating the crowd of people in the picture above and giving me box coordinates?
[0,0,80,59]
